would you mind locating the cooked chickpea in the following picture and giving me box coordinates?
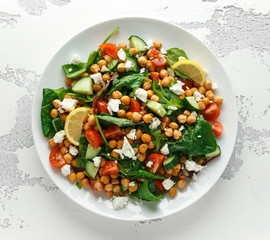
[161,77,171,87]
[125,111,133,120]
[147,60,155,72]
[148,141,156,150]
[177,179,186,189]
[146,50,152,58]
[129,48,139,56]
[104,183,113,192]
[118,42,127,49]
[141,133,151,143]
[71,159,77,168]
[180,155,187,164]
[68,173,77,182]
[158,166,165,175]
[136,129,143,140]
[48,139,57,148]
[166,169,173,175]
[110,173,118,179]
[161,116,171,126]
[139,143,148,153]
[124,127,132,135]
[202,97,210,106]
[88,115,96,126]
[205,90,214,100]
[103,55,112,63]
[83,123,90,131]
[177,114,187,124]
[65,77,72,86]
[147,90,154,98]
[142,114,153,124]
[173,130,182,140]
[204,79,212,90]
[80,178,89,187]
[121,95,130,105]
[169,122,178,130]
[113,185,121,193]
[80,72,89,78]
[90,64,100,73]
[183,110,190,117]
[179,94,185,101]
[52,99,61,109]
[169,187,177,197]
[71,79,77,87]
[121,178,130,187]
[117,139,124,149]
[111,150,119,158]
[95,182,103,192]
[102,73,110,81]
[60,113,67,122]
[117,63,126,72]
[132,112,142,122]
[190,87,198,94]
[129,183,138,192]
[105,191,114,197]
[178,171,185,179]
[112,90,122,99]
[60,147,68,155]
[185,89,193,97]
[214,96,223,105]
[100,158,107,167]
[143,81,152,90]
[93,84,101,92]
[50,109,58,118]
[159,69,168,79]
[111,178,120,185]
[150,95,160,102]
[59,142,64,148]
[117,109,126,118]
[186,115,197,124]
[198,86,206,95]
[138,56,148,67]
[164,128,173,137]
[76,172,85,180]
[153,40,162,49]
[198,101,206,110]
[64,153,73,164]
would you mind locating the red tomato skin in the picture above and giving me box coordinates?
[149,48,167,66]
[202,103,220,120]
[101,161,119,175]
[208,120,223,137]
[145,153,165,174]
[97,100,109,114]
[103,125,123,139]
[150,72,160,81]
[49,147,66,168]
[99,43,119,59]
[153,179,165,192]
[180,78,193,90]
[85,129,102,149]
[129,98,141,112]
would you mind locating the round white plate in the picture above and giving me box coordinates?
[32,17,237,221]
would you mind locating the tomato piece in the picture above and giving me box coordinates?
[150,72,160,81]
[85,129,102,149]
[99,43,119,59]
[103,125,123,139]
[129,98,141,112]
[97,100,109,114]
[145,153,165,174]
[149,48,167,66]
[202,102,220,120]
[208,120,223,137]
[153,179,165,192]
[180,78,193,90]
[101,161,119,175]
[49,147,66,168]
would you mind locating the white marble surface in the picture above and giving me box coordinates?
[0,0,270,239]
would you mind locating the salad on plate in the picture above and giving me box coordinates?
[41,27,223,210]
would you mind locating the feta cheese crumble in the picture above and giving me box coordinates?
[149,117,161,129]
[212,82,218,90]
[168,106,178,110]
[162,178,175,190]
[61,164,71,176]
[169,80,185,95]
[69,54,81,65]
[135,88,148,103]
[193,91,204,102]
[160,48,167,54]
[129,181,135,187]
[53,130,65,144]
[69,146,78,156]
[126,129,137,140]
[144,39,153,49]
[112,196,129,210]
[100,65,109,72]
[114,137,136,160]
[167,68,175,77]
[185,160,204,172]
[68,68,72,72]
[140,68,145,73]
[90,73,103,84]
[146,161,153,168]
[107,98,121,115]
[197,135,201,138]
[192,173,198,181]
[93,156,102,167]
[117,48,126,61]
[160,144,169,155]
[61,98,78,112]
[125,60,133,71]
[191,111,197,117]
[179,125,185,132]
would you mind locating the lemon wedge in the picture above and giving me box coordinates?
[172,59,206,85]
[64,107,89,146]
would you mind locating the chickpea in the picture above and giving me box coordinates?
[117,139,124,149]
[116,109,125,118]
[100,158,107,167]
[93,84,101,92]
[125,111,133,120]
[136,129,143,140]
[65,77,72,86]
[87,115,95,126]
[52,99,61,109]
[76,172,85,180]
[129,48,139,56]
[132,112,142,122]
[159,69,168,79]
[112,90,122,99]
[147,90,154,98]
[186,115,197,124]
[60,113,67,123]
[202,97,210,106]
[180,155,187,164]
[161,116,171,126]
[138,56,148,67]
[147,60,155,72]
[121,178,130,188]
[141,133,151,143]
[164,128,173,137]
[143,81,152,90]
[177,179,186,189]
[59,142,64,148]
[111,150,119,158]
[117,63,126,72]
[93,125,99,132]
[214,96,223,105]
[185,89,193,97]
[169,122,178,130]
[60,147,68,155]
[177,114,187,124]
[139,143,148,153]
[118,42,127,49]
[102,73,110,82]
[90,64,100,73]
[68,173,77,182]
[48,139,57,148]
[173,163,181,173]
[161,77,171,87]
[173,130,182,140]
[71,79,77,87]
[80,178,89,187]
[166,169,173,175]
[113,185,121,193]
[111,178,120,185]
[178,171,185,179]
[121,95,130,105]
[142,114,153,124]
[158,166,165,175]
[204,79,212,90]
[153,40,162,49]
[105,191,114,197]
[110,173,118,179]
[146,50,152,58]
[198,86,206,95]
[71,159,77,168]
[148,141,156,150]
[50,109,58,118]
[169,187,177,197]
[179,94,185,101]
[190,87,198,95]
[64,153,73,164]
[150,95,160,102]
[104,183,113,192]
[103,55,112,63]
[95,182,103,192]
[198,101,206,110]
[83,122,90,131]
[129,183,138,192]
[195,157,204,165]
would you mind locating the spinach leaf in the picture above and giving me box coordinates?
[117,159,143,176]
[68,93,94,102]
[97,113,142,127]
[107,59,118,72]
[94,115,109,146]
[76,132,88,168]
[108,73,145,95]
[132,170,165,180]
[168,116,217,156]
[150,128,167,152]
[165,48,188,66]
[132,180,161,201]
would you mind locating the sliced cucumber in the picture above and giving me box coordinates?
[107,59,118,72]
[52,118,63,132]
[128,35,147,51]
[146,100,166,117]
[163,155,179,171]
[85,161,99,179]
[182,96,200,111]
[72,77,93,95]
[205,145,221,158]
[85,144,102,159]
[125,56,139,72]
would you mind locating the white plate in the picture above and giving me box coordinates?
[32,17,237,221]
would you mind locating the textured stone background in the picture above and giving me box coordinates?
[0,0,269,239]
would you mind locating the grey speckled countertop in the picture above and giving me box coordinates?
[0,0,270,239]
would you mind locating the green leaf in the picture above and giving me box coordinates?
[68,93,94,102]
[132,180,161,201]
[165,48,188,66]
[150,128,167,152]
[97,113,141,127]
[94,114,109,147]
[132,170,165,179]
[117,159,143,176]
[101,27,119,44]
[75,132,88,168]
[76,182,82,190]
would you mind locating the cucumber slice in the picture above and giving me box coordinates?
[85,144,102,159]
[52,118,63,132]
[125,56,139,72]
[163,155,179,171]
[72,77,93,95]
[205,145,221,158]
[128,35,147,51]
[146,100,166,117]
[107,59,118,72]
[85,161,99,179]
[182,96,200,111]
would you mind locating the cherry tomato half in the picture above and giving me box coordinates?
[153,179,165,192]
[101,161,119,175]
[208,120,223,137]
[180,78,193,90]
[202,102,220,120]
[99,43,119,59]
[85,129,102,149]
[103,125,123,139]
[150,72,160,81]
[49,147,66,168]
[145,153,165,174]
[97,100,109,114]
[129,98,141,112]
[149,48,167,66]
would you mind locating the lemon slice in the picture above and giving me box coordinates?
[172,59,206,85]
[64,107,89,146]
